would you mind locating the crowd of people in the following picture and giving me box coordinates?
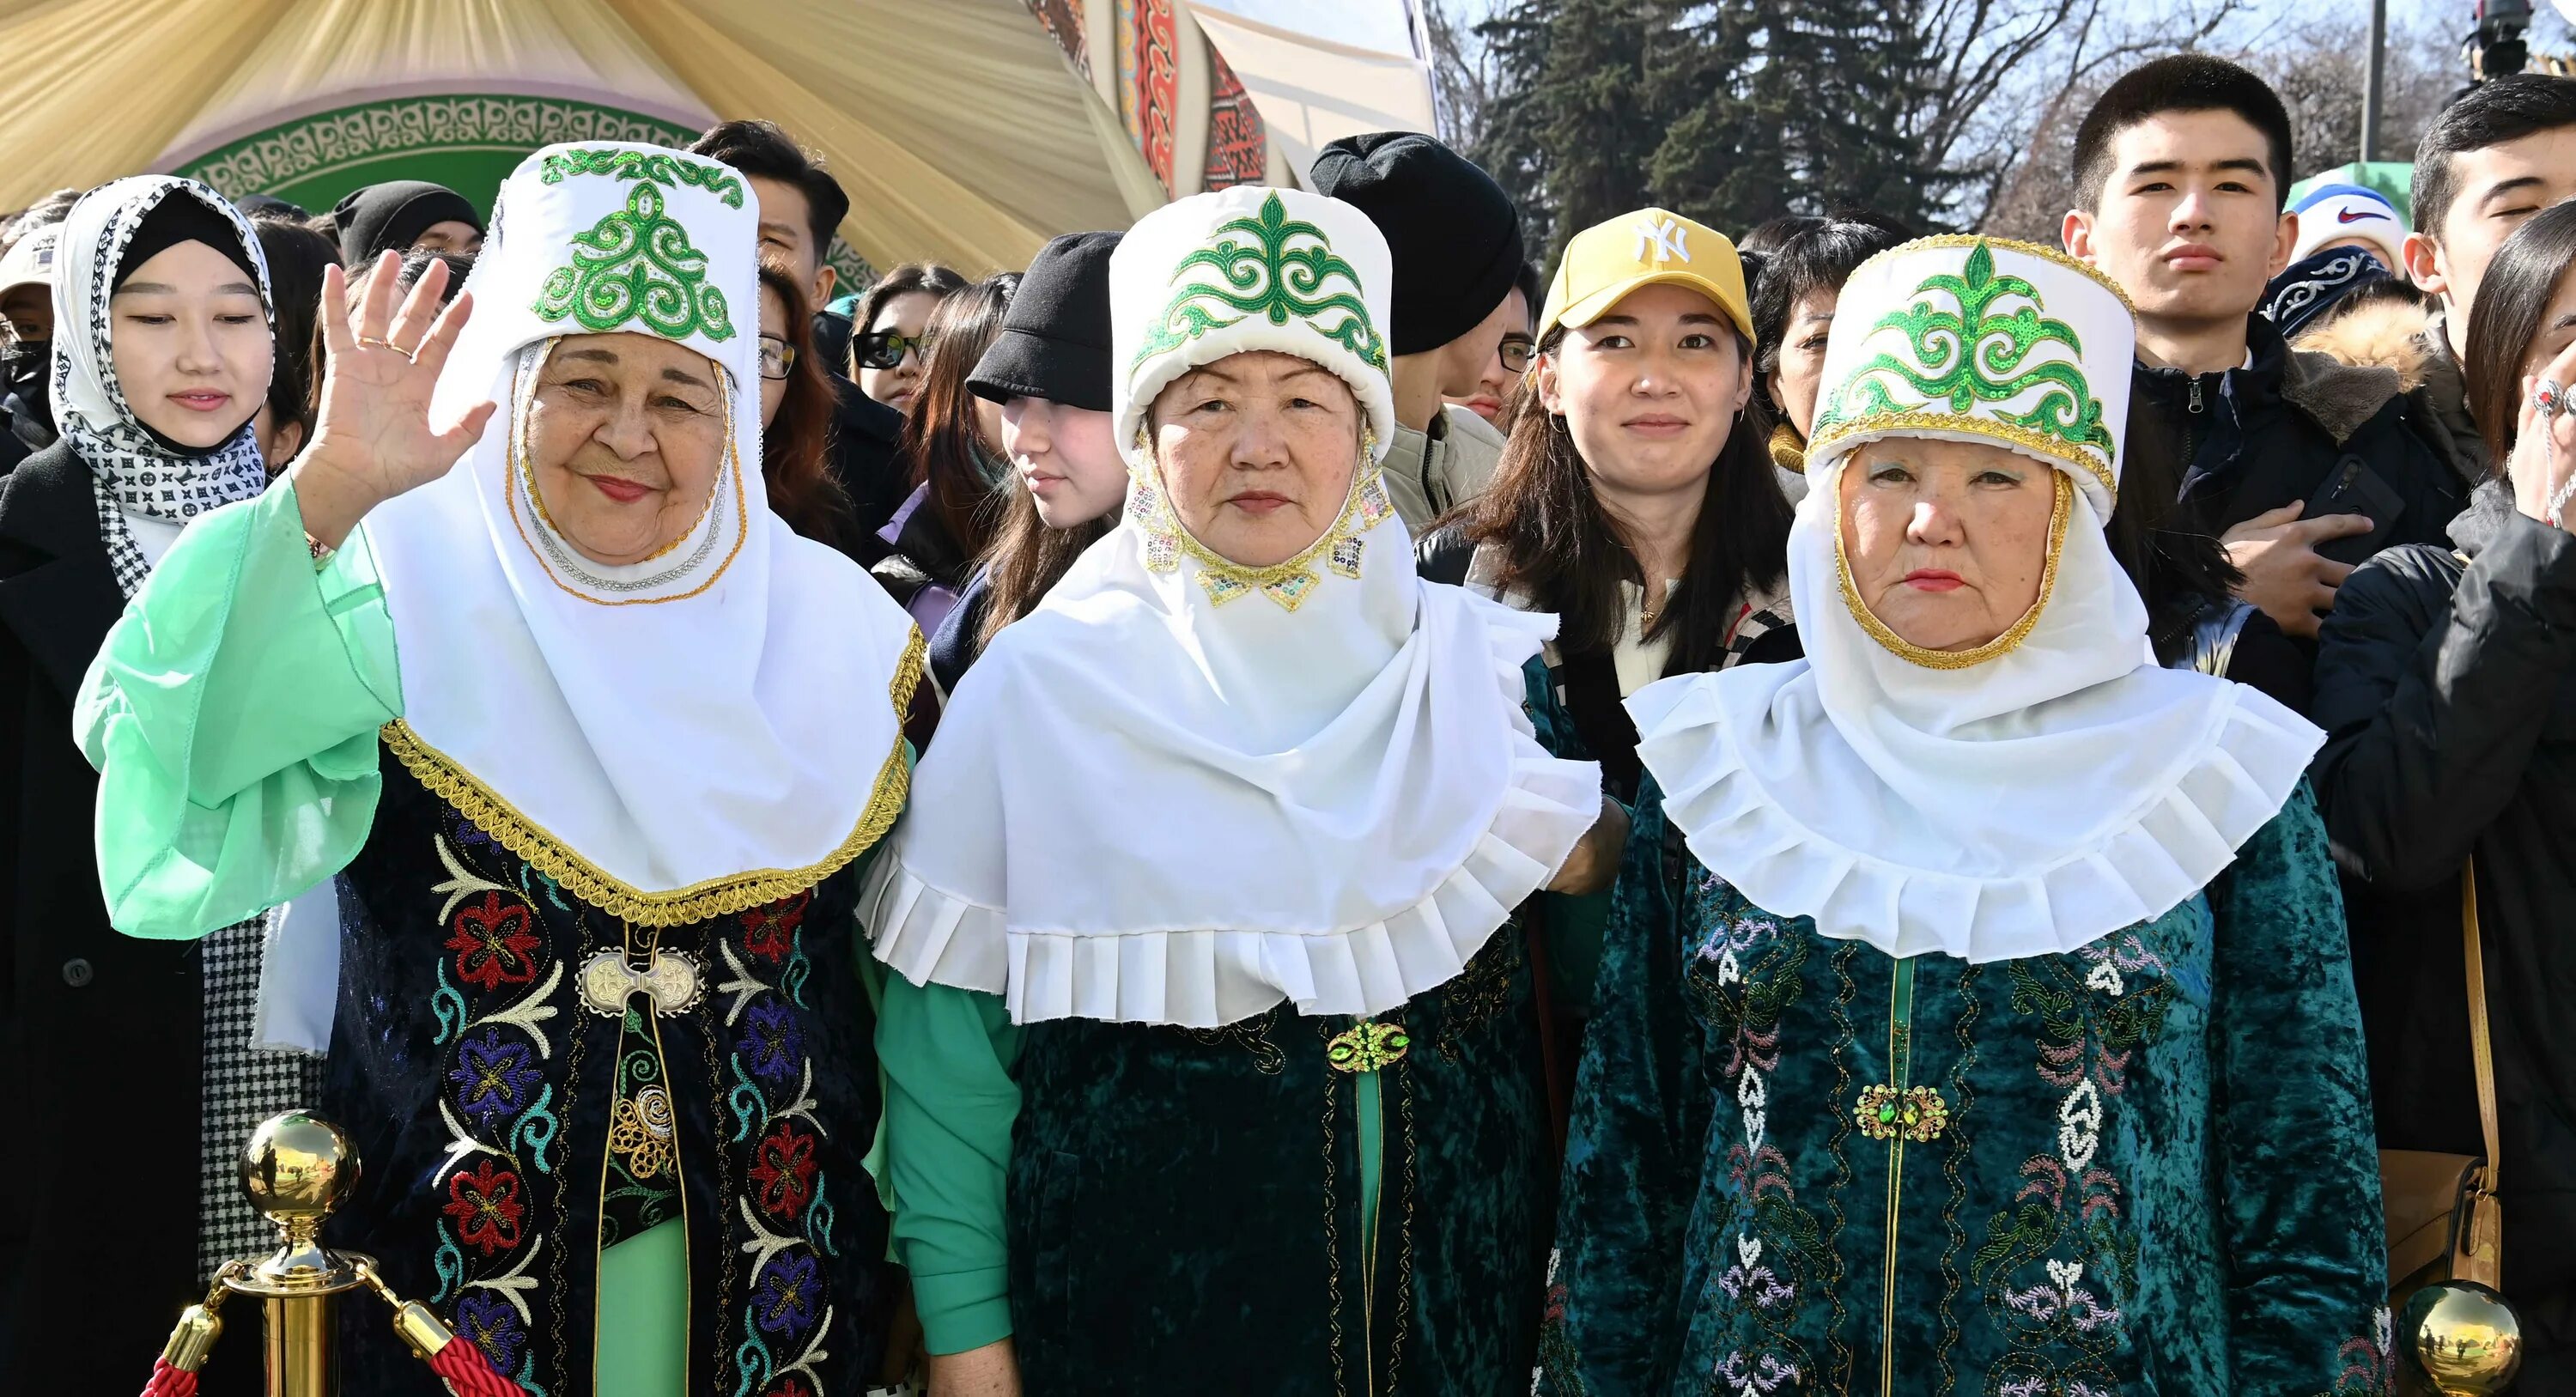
[2,45,2573,1397]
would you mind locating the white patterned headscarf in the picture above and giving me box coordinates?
[51,175,315,1274]
[49,176,273,597]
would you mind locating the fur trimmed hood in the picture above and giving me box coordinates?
[2291,295,2433,395]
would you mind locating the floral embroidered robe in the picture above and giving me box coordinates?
[1535,777,2393,1397]
[322,748,896,1396]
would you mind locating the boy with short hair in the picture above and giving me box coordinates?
[2064,54,2463,640]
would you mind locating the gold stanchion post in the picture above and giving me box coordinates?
[223,1111,374,1397]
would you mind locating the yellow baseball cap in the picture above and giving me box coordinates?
[1536,208,1753,343]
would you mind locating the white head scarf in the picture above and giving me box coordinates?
[50,175,273,596]
[1629,237,2323,963]
[866,187,1601,1027]
[357,143,920,925]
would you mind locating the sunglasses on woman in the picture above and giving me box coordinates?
[853,329,934,371]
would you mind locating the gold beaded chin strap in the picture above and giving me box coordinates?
[1133,426,1394,610]
[1832,468,2073,671]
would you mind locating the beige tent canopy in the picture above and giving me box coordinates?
[0,0,1436,281]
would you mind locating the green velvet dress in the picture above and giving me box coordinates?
[1535,777,2393,1397]
[880,923,1554,1396]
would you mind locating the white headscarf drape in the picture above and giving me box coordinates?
[360,143,920,923]
[866,187,1601,1027]
[1630,238,2323,963]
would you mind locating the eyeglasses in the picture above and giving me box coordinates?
[759,335,798,381]
[1498,335,1535,374]
[854,329,934,371]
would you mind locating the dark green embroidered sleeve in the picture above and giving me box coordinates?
[2207,782,2395,1394]
[1523,653,1613,1014]
[1538,777,1709,1394]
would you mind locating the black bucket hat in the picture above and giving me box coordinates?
[968,230,1121,412]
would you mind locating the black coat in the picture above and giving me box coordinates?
[2311,483,2576,1366]
[0,442,258,1394]
[2140,313,2465,559]
[829,372,910,566]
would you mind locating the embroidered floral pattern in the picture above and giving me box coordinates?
[446,1160,527,1255]
[448,1029,543,1127]
[447,891,542,989]
[741,892,810,964]
[537,147,748,210]
[714,894,847,1397]
[750,1122,818,1218]
[1685,887,1829,1394]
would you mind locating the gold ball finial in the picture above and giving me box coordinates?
[234,1110,364,1293]
[239,1110,359,1224]
[2403,1280,2524,1396]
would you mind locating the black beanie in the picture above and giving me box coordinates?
[1310,131,1524,356]
[968,230,1121,412]
[117,193,258,289]
[331,180,483,267]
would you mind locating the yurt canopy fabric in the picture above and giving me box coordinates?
[0,0,1437,277]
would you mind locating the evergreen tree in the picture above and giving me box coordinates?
[1472,0,1672,267]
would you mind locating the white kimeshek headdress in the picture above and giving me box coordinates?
[358,143,920,922]
[867,186,1601,1027]
[1630,237,2322,963]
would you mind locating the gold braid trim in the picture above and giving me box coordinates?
[1834,471,2072,671]
[382,629,927,926]
[1807,410,2117,506]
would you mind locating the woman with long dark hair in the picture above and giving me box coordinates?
[1437,209,1796,801]
[756,258,854,549]
[850,260,969,414]
[1427,209,1795,1094]
[2313,198,2576,1382]
[923,234,1125,695]
[875,271,1018,635]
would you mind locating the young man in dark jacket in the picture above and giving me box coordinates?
[690,118,908,557]
[2064,55,2466,638]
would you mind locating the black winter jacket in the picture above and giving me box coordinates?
[2140,313,2465,562]
[2312,482,2576,1357]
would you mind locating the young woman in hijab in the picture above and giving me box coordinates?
[851,261,969,414]
[1536,238,2386,1396]
[80,144,922,1395]
[0,175,308,1397]
[873,271,1018,637]
[756,257,854,550]
[925,234,1125,695]
[869,186,1628,1396]
[327,179,483,266]
[251,216,336,470]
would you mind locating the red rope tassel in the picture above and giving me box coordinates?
[426,1337,529,1397]
[138,1358,199,1397]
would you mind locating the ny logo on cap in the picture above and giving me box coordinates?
[1633,215,1691,264]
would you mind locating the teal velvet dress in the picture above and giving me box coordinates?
[1535,777,2393,1397]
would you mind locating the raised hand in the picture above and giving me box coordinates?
[289,251,498,549]
[2508,336,2576,531]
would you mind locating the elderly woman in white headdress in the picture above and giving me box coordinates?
[80,145,920,1395]
[1534,239,2391,1396]
[865,187,1625,1394]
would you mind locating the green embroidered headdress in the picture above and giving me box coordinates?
[1806,235,2134,512]
[1110,186,1398,466]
